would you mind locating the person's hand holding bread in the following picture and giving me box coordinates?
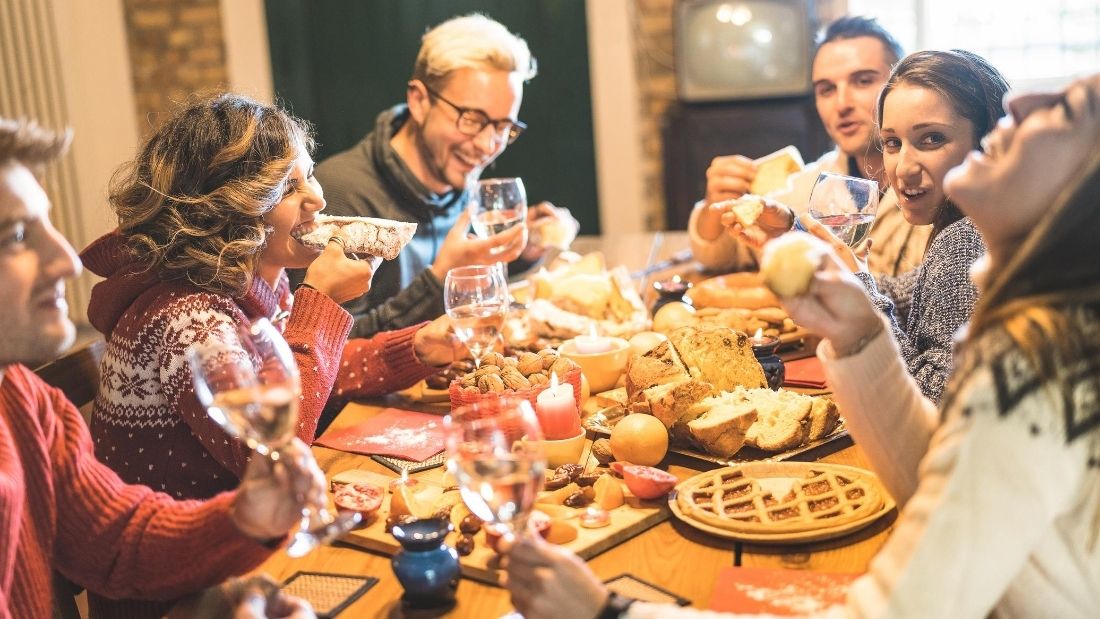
[760,232,883,358]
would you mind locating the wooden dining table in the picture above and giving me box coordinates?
[252,232,897,617]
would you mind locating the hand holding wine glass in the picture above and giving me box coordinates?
[807,172,880,248]
[188,318,361,557]
[445,398,547,549]
[444,265,509,365]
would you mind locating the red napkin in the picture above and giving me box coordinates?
[783,356,827,389]
[315,408,445,462]
[709,566,857,615]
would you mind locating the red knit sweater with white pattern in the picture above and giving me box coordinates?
[0,364,273,619]
[79,232,438,618]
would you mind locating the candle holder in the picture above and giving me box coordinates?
[652,277,693,316]
[558,337,631,393]
[752,334,785,391]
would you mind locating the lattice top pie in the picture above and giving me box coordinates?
[675,463,884,535]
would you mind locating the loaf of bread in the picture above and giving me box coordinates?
[760,231,825,298]
[667,324,767,392]
[686,395,758,457]
[293,214,417,260]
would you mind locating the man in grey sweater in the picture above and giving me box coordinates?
[312,14,577,338]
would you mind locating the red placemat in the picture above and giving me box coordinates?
[316,408,445,461]
[783,356,827,389]
[709,567,857,615]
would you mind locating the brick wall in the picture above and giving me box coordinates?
[122,0,228,136]
[631,0,846,229]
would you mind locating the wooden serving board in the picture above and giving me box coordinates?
[330,468,670,585]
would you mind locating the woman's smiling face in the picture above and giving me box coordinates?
[880,83,976,226]
[945,75,1100,257]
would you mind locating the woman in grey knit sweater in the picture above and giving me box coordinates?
[724,50,1009,403]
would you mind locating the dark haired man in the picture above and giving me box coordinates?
[691,16,930,278]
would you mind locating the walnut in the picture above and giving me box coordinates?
[591,439,614,465]
[477,374,506,393]
[474,364,501,378]
[500,367,531,390]
[502,356,519,368]
[461,373,478,388]
[462,385,480,396]
[536,348,558,358]
[517,352,543,375]
[549,357,578,377]
[480,352,506,368]
[527,373,550,386]
[542,354,559,370]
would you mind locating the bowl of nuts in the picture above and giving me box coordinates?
[448,350,582,412]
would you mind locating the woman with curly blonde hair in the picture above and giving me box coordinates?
[80,93,458,618]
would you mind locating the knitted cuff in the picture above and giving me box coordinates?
[284,287,353,352]
[377,321,439,384]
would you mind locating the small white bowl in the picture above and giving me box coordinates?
[533,429,587,468]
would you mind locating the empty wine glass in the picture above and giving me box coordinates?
[188,318,361,557]
[807,172,880,247]
[445,397,546,549]
[469,177,528,244]
[444,265,509,366]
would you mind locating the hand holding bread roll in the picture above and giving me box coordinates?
[763,233,885,359]
[718,195,797,250]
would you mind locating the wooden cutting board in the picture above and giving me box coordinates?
[330,468,670,585]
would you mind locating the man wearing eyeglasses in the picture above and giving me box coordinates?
[311,14,578,338]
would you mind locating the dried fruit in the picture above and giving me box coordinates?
[563,490,592,508]
[459,514,483,534]
[455,534,476,556]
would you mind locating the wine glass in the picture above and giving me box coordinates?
[469,177,528,243]
[444,265,509,366]
[807,172,880,247]
[188,318,361,557]
[444,397,546,548]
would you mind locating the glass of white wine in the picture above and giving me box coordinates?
[807,172,880,247]
[469,177,527,242]
[445,397,546,549]
[188,318,361,557]
[444,265,509,366]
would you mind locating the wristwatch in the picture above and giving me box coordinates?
[597,592,637,619]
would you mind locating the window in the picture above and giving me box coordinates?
[847,0,1100,88]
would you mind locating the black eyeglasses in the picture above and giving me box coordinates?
[424,86,527,145]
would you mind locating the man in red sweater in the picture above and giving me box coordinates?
[0,119,321,617]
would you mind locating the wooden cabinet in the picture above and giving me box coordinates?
[662,96,831,229]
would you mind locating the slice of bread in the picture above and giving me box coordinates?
[751,146,804,195]
[686,397,758,457]
[294,215,417,260]
[624,340,689,401]
[635,378,716,437]
[667,324,767,391]
[739,388,812,452]
[807,396,841,441]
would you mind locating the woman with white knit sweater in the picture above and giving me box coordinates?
[505,73,1100,619]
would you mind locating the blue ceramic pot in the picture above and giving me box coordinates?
[391,517,460,606]
[752,337,786,391]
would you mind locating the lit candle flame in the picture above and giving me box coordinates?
[549,371,560,389]
[671,274,681,284]
[587,324,599,338]
[753,327,765,342]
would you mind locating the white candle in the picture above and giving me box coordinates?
[573,326,613,354]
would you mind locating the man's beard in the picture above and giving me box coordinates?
[411,120,462,193]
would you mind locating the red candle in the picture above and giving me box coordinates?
[534,372,581,440]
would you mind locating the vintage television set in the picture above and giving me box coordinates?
[674,0,816,101]
[664,0,829,230]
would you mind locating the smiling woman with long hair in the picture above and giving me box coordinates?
[80,93,458,619]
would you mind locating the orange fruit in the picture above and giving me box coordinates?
[609,414,668,466]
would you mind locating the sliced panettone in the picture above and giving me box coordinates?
[633,378,716,439]
[807,396,841,441]
[624,340,690,401]
[686,396,758,457]
[740,388,812,452]
[667,324,767,391]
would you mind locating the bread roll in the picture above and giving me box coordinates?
[294,215,416,260]
[728,194,764,227]
[760,231,825,298]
